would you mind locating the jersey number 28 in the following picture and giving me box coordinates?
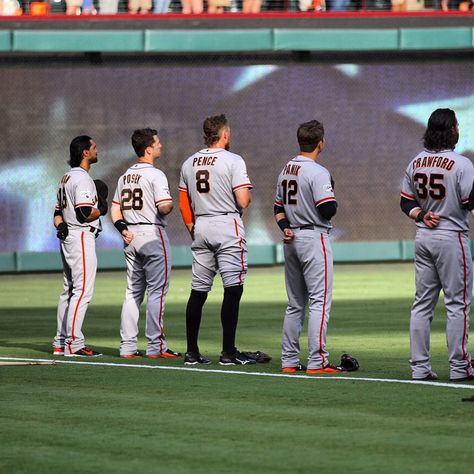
[122,188,144,210]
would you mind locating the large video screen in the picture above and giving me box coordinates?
[1,56,473,253]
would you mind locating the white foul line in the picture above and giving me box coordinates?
[1,356,474,390]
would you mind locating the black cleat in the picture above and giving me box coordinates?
[413,372,438,381]
[219,350,257,366]
[65,346,102,357]
[184,352,211,365]
[450,374,474,382]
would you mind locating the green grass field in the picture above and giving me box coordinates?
[1,264,474,474]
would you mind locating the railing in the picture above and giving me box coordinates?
[1,0,457,16]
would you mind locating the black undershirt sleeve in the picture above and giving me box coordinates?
[467,182,474,211]
[75,206,93,224]
[317,201,337,221]
[274,205,285,215]
[400,196,420,217]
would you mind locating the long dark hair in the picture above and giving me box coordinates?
[69,135,92,167]
[423,108,459,152]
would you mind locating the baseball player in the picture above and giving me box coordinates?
[53,136,106,357]
[400,108,474,381]
[179,114,256,365]
[274,120,343,374]
[111,128,180,360]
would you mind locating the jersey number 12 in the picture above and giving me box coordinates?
[282,179,298,205]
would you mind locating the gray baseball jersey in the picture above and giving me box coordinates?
[179,148,252,216]
[55,167,100,231]
[179,147,252,291]
[275,155,336,370]
[112,162,173,357]
[401,149,473,231]
[401,148,474,380]
[275,156,335,229]
[53,167,100,355]
[112,163,172,226]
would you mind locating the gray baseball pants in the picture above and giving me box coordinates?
[55,228,97,355]
[120,225,172,357]
[282,227,333,370]
[191,214,248,291]
[411,228,474,380]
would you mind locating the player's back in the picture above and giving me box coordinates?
[114,163,171,226]
[275,156,335,229]
[179,148,250,216]
[402,149,474,231]
[57,167,99,229]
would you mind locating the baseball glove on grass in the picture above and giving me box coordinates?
[241,351,272,363]
[339,353,359,371]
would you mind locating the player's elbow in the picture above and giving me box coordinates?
[235,190,251,209]
[238,198,251,209]
[158,202,173,216]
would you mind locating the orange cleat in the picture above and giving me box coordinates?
[281,362,307,373]
[306,363,343,374]
[120,351,144,359]
[53,347,64,356]
[148,349,182,359]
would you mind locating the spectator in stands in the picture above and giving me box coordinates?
[180,0,203,13]
[391,0,407,10]
[299,0,325,11]
[66,0,82,14]
[153,0,171,12]
[242,0,262,12]
[82,0,97,14]
[443,0,472,10]
[129,0,151,12]
[99,0,120,13]
[208,0,230,12]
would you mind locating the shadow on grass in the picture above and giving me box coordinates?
[0,296,451,358]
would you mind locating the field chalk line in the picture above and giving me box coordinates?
[1,356,474,390]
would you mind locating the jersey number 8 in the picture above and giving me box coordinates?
[196,170,210,194]
[122,188,144,210]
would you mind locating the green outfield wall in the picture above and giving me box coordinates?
[0,239,441,273]
[1,26,474,52]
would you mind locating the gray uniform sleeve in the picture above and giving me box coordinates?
[112,179,121,207]
[153,170,173,207]
[74,176,97,210]
[458,160,474,207]
[312,169,336,207]
[178,167,188,193]
[400,164,417,201]
[231,157,252,192]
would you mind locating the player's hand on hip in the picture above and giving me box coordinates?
[424,211,440,228]
[122,230,134,245]
[283,228,295,244]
